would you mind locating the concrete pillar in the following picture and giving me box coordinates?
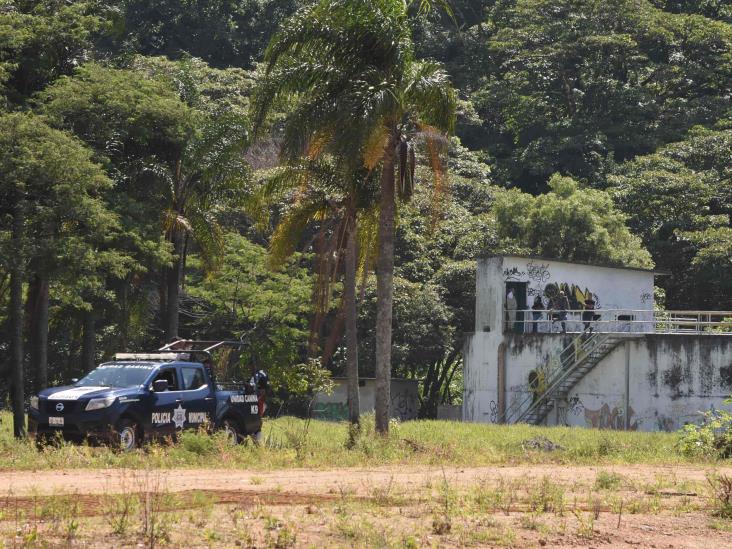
[624,339,631,430]
[476,257,505,334]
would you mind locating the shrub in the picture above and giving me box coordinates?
[679,409,732,459]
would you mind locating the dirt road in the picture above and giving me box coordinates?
[3,465,732,547]
[3,463,729,497]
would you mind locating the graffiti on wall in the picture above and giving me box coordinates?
[656,415,675,432]
[489,400,498,423]
[503,267,527,281]
[584,403,639,430]
[313,402,348,421]
[391,390,418,421]
[568,395,584,416]
[526,261,551,284]
[544,282,599,309]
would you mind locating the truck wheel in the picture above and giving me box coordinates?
[222,419,243,445]
[116,419,140,452]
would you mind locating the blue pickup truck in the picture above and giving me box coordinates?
[28,349,263,451]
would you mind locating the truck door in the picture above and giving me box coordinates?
[178,365,216,430]
[149,367,182,438]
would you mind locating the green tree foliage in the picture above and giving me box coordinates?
[609,127,732,308]
[0,112,116,435]
[493,174,654,269]
[0,0,108,106]
[117,0,307,69]
[183,232,314,392]
[40,60,252,341]
[253,0,457,433]
[467,0,732,190]
[652,0,732,23]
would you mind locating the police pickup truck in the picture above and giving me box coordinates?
[28,350,262,451]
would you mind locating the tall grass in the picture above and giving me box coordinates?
[0,411,707,471]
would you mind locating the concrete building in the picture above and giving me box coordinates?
[312,378,420,421]
[464,255,732,431]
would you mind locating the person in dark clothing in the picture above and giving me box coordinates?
[582,295,597,333]
[531,295,544,333]
[556,291,570,333]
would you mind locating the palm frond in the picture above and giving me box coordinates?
[405,61,458,135]
[187,209,225,274]
[269,198,330,269]
[163,210,193,234]
[363,123,389,170]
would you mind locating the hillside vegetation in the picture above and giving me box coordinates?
[0,0,730,421]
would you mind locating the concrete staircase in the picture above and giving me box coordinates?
[503,332,624,425]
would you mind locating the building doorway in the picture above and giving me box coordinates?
[506,281,527,333]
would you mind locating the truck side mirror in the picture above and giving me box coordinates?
[152,379,169,392]
[71,378,79,384]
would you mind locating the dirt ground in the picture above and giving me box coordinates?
[3,464,732,547]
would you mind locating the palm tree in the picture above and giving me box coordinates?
[253,158,379,425]
[252,0,456,433]
[160,110,250,341]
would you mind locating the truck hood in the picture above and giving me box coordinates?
[39,386,142,401]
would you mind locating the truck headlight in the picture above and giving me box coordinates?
[29,396,39,411]
[85,396,116,411]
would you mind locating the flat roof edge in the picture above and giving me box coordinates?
[479,254,668,275]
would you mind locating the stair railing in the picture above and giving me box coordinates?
[500,331,613,425]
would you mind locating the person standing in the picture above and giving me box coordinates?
[582,295,596,333]
[506,289,518,332]
[531,295,544,333]
[556,290,570,333]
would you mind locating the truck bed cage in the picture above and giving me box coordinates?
[157,340,252,387]
[156,339,248,363]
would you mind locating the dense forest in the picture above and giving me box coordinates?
[1,0,730,432]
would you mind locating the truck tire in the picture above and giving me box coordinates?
[222,419,243,445]
[116,419,140,452]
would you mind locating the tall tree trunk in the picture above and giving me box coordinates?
[375,136,397,434]
[344,213,360,426]
[10,199,26,438]
[159,268,167,335]
[29,274,49,390]
[81,309,96,373]
[165,232,183,341]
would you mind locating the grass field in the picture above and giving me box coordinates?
[0,410,716,471]
[4,411,732,547]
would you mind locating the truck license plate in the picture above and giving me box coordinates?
[48,417,64,427]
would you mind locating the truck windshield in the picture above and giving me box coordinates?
[75,363,156,388]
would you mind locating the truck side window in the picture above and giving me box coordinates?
[153,368,179,391]
[181,367,206,390]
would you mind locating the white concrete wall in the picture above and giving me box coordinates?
[478,256,656,333]
[463,332,502,422]
[465,256,732,431]
[313,378,419,421]
[468,333,732,431]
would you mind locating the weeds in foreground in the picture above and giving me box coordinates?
[708,473,732,518]
[138,470,175,548]
[432,468,453,535]
[528,476,565,514]
[595,470,623,491]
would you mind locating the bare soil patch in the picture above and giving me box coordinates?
[3,464,732,547]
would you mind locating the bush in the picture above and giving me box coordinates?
[679,409,732,459]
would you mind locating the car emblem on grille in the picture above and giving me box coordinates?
[56,403,64,412]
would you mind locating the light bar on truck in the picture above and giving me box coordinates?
[115,353,179,361]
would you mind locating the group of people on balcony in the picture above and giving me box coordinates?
[506,289,598,334]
